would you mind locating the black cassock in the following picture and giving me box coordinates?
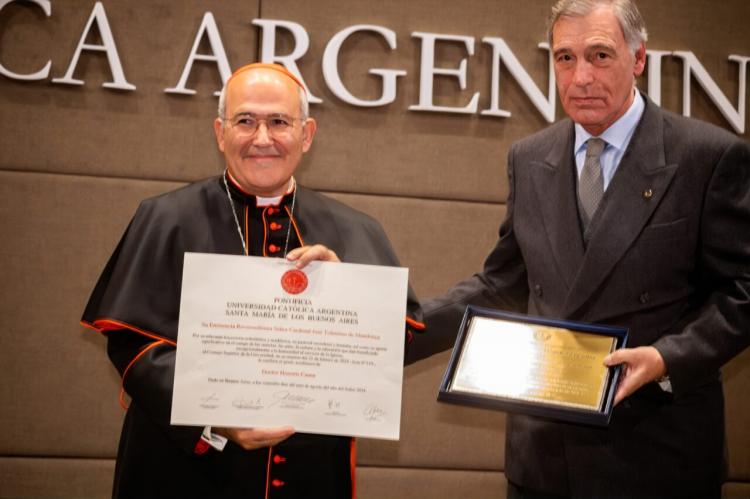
[82,174,422,499]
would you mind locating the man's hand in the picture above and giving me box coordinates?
[213,426,295,451]
[604,346,667,405]
[286,244,340,268]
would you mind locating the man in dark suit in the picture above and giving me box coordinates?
[410,1,750,497]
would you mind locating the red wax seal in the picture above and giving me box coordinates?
[281,269,308,294]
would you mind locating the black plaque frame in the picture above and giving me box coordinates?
[438,306,629,426]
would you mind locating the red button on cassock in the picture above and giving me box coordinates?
[193,439,210,455]
[268,244,279,253]
[273,454,287,464]
[271,479,285,487]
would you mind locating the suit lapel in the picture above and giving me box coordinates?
[562,98,678,318]
[529,122,586,291]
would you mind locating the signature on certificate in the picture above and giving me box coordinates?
[268,390,315,410]
[199,393,220,410]
[232,396,264,410]
[324,399,347,417]
[363,404,386,422]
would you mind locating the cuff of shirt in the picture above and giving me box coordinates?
[201,426,228,452]
[657,376,673,393]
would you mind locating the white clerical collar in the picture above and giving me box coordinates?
[226,170,295,206]
[256,177,295,206]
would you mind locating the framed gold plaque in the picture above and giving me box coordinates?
[438,306,628,426]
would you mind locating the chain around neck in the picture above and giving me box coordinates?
[222,170,297,258]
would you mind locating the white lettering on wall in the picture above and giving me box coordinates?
[165,12,231,96]
[672,51,749,134]
[322,25,406,107]
[0,6,746,134]
[644,50,671,106]
[0,0,51,80]
[253,19,322,104]
[482,39,556,122]
[51,2,134,90]
[409,32,479,114]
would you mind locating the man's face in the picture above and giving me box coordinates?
[552,6,646,136]
[214,69,316,197]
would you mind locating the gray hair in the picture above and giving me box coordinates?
[547,0,648,53]
[217,80,309,123]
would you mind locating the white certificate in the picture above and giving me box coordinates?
[171,252,408,440]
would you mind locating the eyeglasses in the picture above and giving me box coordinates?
[223,112,300,136]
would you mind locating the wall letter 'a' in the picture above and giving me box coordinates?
[165,12,231,96]
[51,1,135,90]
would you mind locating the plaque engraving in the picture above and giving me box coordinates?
[439,307,628,426]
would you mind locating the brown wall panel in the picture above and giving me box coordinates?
[359,351,506,470]
[724,482,750,499]
[637,1,750,133]
[3,1,746,201]
[725,349,750,480]
[0,457,114,498]
[0,0,259,182]
[263,0,557,203]
[356,466,507,499]
[1,0,748,495]
[0,171,180,456]
[326,192,505,297]
[0,171,505,467]
[246,0,750,202]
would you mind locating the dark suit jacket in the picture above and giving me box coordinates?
[412,96,750,498]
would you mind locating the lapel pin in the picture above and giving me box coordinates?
[642,188,653,200]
